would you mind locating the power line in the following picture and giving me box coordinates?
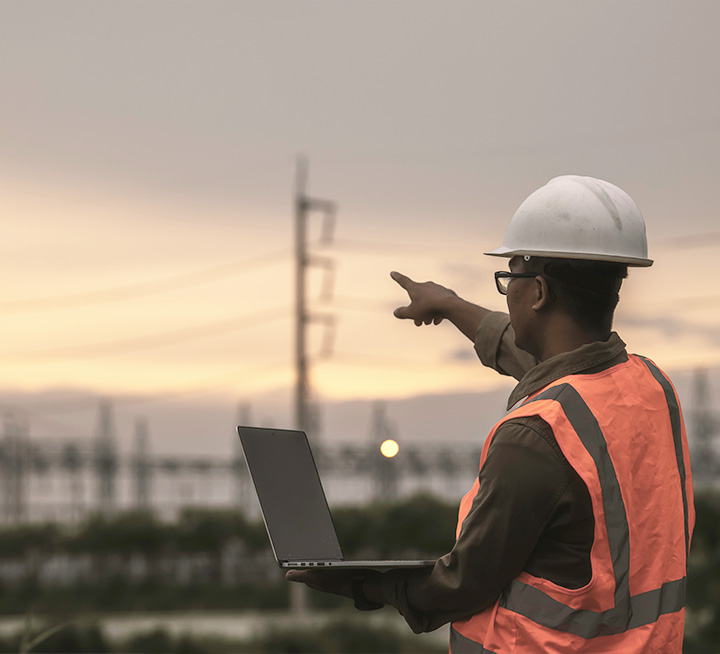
[3,232,713,318]
[652,230,720,250]
[0,401,90,435]
[114,360,293,408]
[332,237,481,256]
[1,248,290,315]
[320,295,395,314]
[1,359,293,417]
[327,350,471,369]
[623,294,720,315]
[4,305,289,361]
[0,392,101,412]
[334,232,720,258]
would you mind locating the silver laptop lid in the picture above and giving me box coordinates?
[237,426,344,563]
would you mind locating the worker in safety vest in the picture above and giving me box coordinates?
[287,175,695,654]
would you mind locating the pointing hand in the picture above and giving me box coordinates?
[391,271,459,326]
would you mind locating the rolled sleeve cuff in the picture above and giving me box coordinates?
[474,311,513,373]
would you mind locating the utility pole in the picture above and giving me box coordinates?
[292,156,336,613]
[294,156,336,447]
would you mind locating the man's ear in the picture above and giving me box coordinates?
[531,276,555,311]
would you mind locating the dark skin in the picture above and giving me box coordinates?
[285,567,363,603]
[286,256,609,604]
[506,257,610,358]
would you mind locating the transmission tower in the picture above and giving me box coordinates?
[94,398,118,513]
[234,403,252,512]
[689,369,719,485]
[1,411,29,523]
[371,402,400,501]
[132,417,151,509]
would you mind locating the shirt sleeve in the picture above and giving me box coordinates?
[377,417,571,633]
[473,311,538,381]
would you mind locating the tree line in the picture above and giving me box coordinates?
[0,491,716,652]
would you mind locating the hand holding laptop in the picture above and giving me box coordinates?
[285,568,353,598]
[287,568,386,611]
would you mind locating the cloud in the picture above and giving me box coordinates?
[448,348,478,363]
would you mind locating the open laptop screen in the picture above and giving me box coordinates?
[238,426,343,562]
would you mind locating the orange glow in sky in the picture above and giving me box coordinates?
[2,176,720,407]
[2,0,720,432]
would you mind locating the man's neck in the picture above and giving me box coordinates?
[535,321,610,362]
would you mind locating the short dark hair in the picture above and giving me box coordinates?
[526,257,628,333]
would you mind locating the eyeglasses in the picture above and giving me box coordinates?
[494,271,538,295]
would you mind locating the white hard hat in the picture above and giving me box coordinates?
[485,175,653,267]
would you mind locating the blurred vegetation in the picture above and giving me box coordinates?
[0,494,454,615]
[333,495,456,559]
[0,619,445,653]
[0,491,715,652]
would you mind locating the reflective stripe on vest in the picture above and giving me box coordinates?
[637,355,691,562]
[450,355,691,652]
[450,627,499,654]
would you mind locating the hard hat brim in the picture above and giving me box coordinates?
[484,246,653,267]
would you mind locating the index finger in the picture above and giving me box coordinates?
[390,271,415,289]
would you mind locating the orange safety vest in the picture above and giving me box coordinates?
[450,355,694,654]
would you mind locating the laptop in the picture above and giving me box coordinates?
[237,425,435,570]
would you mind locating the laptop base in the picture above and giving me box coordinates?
[281,559,434,570]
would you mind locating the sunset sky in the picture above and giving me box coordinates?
[1,0,719,453]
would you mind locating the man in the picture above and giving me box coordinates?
[288,175,694,653]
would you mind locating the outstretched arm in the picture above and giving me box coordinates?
[390,271,491,342]
[391,270,538,380]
